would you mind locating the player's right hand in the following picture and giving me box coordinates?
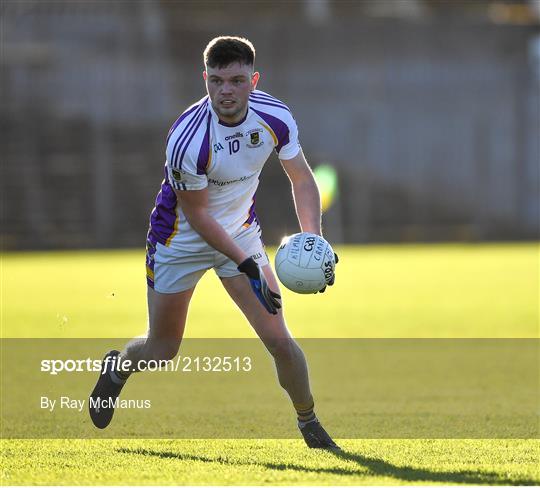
[238,257,282,315]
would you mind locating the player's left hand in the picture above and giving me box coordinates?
[318,252,339,293]
[238,257,282,314]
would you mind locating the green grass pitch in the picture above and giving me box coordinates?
[1,243,539,485]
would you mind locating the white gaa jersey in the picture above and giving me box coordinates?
[148,89,301,252]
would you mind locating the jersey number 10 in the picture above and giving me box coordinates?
[228,140,240,155]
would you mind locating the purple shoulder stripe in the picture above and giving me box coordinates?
[252,107,291,154]
[196,113,212,175]
[252,91,285,104]
[250,97,291,113]
[170,101,207,168]
[167,97,208,144]
[167,105,198,144]
[171,105,206,168]
[176,107,208,169]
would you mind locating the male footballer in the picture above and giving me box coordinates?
[89,36,339,449]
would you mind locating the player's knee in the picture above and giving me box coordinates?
[267,338,298,363]
[155,343,180,361]
[145,340,181,362]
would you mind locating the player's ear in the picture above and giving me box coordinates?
[203,71,207,81]
[251,71,260,91]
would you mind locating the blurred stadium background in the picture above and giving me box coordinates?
[1,0,539,250]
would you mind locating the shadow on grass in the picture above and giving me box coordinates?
[117,447,538,485]
[331,449,538,485]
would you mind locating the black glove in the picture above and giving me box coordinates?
[238,258,282,315]
[318,252,339,293]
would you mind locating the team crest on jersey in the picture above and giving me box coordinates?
[246,128,264,148]
[171,169,183,181]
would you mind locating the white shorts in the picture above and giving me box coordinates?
[146,223,269,294]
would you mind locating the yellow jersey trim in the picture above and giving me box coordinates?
[165,207,179,247]
[206,141,213,172]
[258,121,278,146]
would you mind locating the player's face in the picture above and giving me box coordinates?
[204,63,259,124]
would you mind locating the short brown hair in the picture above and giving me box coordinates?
[203,36,256,69]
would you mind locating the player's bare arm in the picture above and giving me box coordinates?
[174,186,247,264]
[175,187,281,315]
[281,149,338,292]
[280,149,322,236]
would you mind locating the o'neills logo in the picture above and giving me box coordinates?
[225,132,243,141]
[90,397,151,410]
